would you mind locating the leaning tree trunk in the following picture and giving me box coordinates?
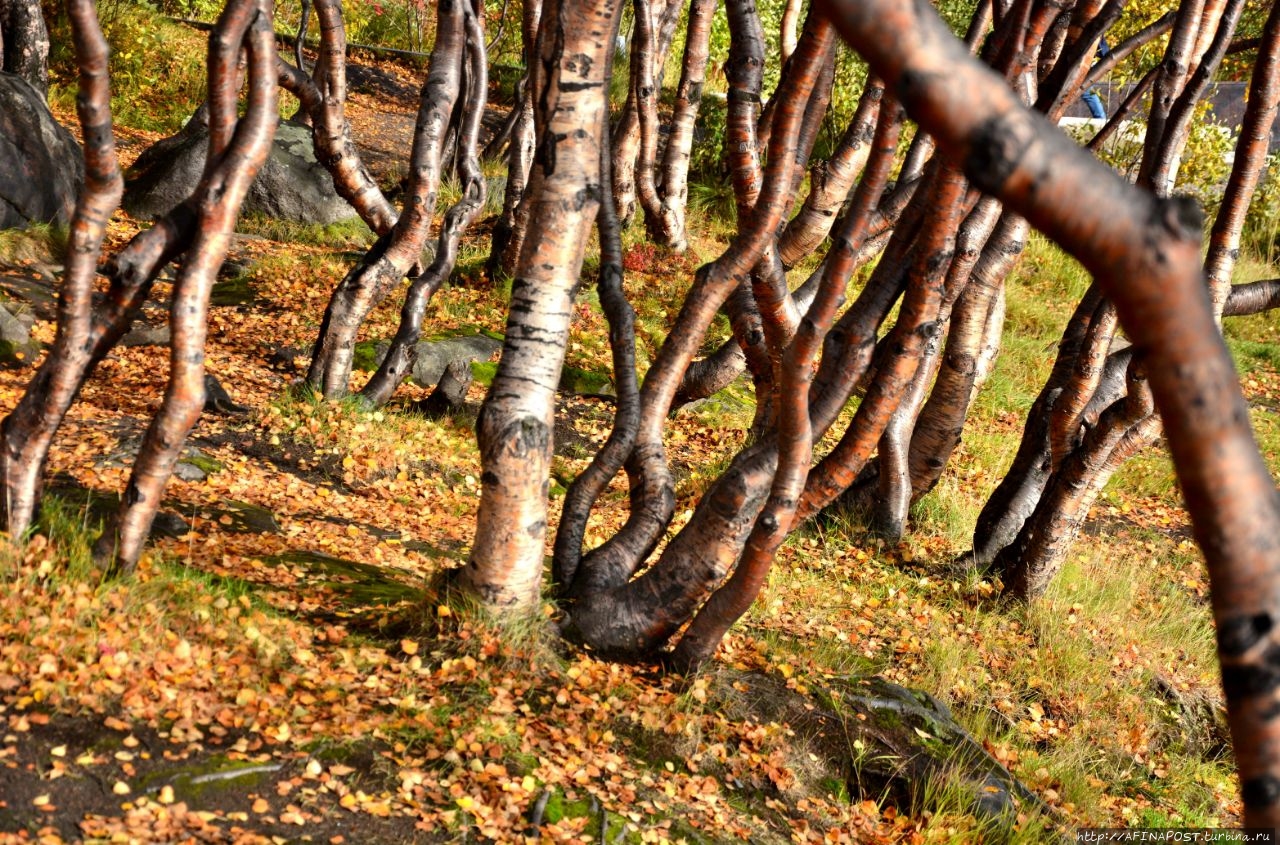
[994,0,1248,599]
[486,0,542,280]
[777,79,883,268]
[0,0,120,537]
[96,0,278,572]
[647,0,715,251]
[553,42,642,592]
[1,0,276,556]
[306,0,467,398]
[567,0,777,594]
[562,11,836,647]
[359,0,488,407]
[819,0,1280,823]
[277,0,397,235]
[462,0,625,609]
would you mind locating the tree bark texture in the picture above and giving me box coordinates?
[563,13,836,650]
[307,0,467,398]
[97,0,278,571]
[1,0,121,538]
[995,0,1246,596]
[464,0,625,609]
[0,0,49,93]
[360,0,489,407]
[818,0,1280,822]
[649,0,715,251]
[552,90,641,593]
[277,0,397,235]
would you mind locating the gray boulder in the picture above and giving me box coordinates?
[408,334,503,388]
[713,669,1057,825]
[124,119,357,225]
[0,72,83,230]
[0,302,40,365]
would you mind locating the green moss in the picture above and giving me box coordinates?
[136,755,282,803]
[470,361,498,386]
[352,340,385,373]
[180,454,225,475]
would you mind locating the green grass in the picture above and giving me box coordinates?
[237,214,376,250]
[49,7,208,134]
[0,223,68,266]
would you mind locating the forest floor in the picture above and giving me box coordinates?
[3,21,1280,845]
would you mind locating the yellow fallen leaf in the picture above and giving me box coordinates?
[112,781,131,796]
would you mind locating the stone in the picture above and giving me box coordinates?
[408,334,503,389]
[712,670,1054,824]
[124,119,357,225]
[0,72,83,230]
[414,358,473,418]
[0,302,40,366]
[121,323,170,348]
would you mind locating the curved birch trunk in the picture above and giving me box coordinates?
[358,2,488,407]
[307,0,467,397]
[817,0,1280,820]
[463,0,625,609]
[96,0,278,571]
[488,0,543,279]
[277,0,397,235]
[650,0,715,251]
[563,13,835,645]
[1,0,121,537]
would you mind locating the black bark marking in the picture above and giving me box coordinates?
[565,52,593,77]
[1220,612,1274,657]
[1242,775,1280,808]
[964,117,1025,195]
[1222,643,1280,697]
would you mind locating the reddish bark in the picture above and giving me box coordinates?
[1,0,121,537]
[818,0,1280,820]
[307,0,468,398]
[276,0,397,235]
[564,15,838,645]
[98,0,278,570]
[360,0,489,407]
